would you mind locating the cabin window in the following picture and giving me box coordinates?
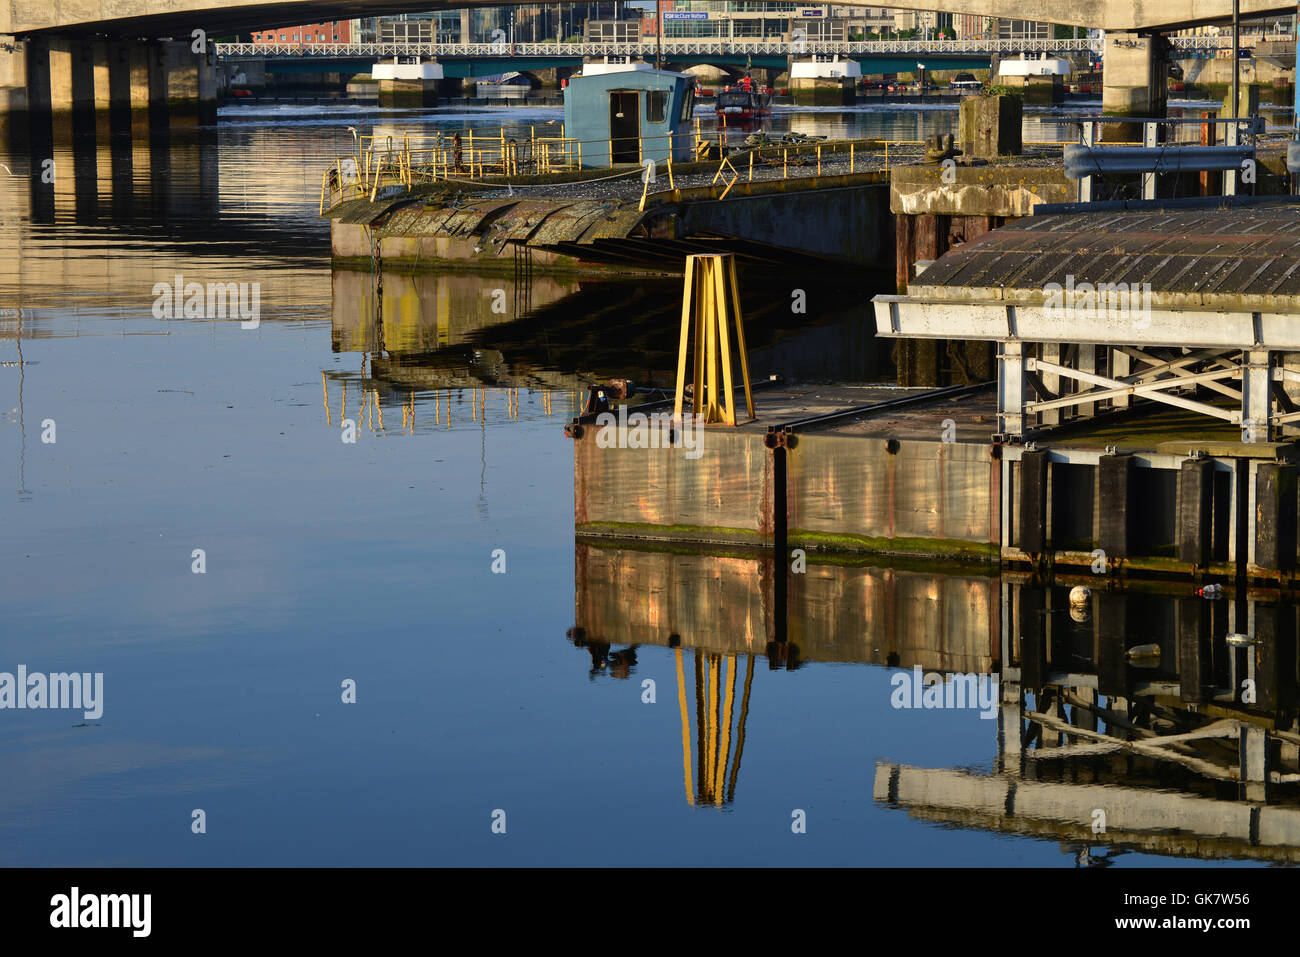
[646,91,668,123]
[678,87,695,122]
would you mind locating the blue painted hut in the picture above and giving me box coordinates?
[562,62,696,168]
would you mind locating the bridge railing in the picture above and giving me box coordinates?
[221,36,1232,59]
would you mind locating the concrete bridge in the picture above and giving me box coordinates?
[0,0,1295,36]
[0,0,1293,142]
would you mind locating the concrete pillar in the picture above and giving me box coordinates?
[163,41,217,127]
[959,93,1021,160]
[1224,82,1261,119]
[90,40,113,139]
[1102,31,1170,143]
[0,37,31,145]
[789,76,854,106]
[377,77,439,108]
[46,36,95,140]
[123,40,168,134]
[103,40,132,138]
[127,41,153,133]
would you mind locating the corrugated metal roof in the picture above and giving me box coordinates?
[913,203,1300,311]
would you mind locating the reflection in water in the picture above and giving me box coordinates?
[676,650,754,808]
[331,266,891,399]
[571,542,1300,860]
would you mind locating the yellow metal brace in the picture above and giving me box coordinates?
[673,254,755,427]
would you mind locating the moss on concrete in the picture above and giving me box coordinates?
[790,529,999,563]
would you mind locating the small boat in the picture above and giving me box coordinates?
[714,81,773,121]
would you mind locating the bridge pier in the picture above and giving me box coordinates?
[163,41,217,127]
[1,35,215,145]
[46,37,95,138]
[374,60,442,108]
[1102,32,1171,141]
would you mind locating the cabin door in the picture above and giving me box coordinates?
[609,91,640,163]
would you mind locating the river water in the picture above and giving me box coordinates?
[0,101,1278,867]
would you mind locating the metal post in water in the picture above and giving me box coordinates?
[1233,0,1241,121]
[656,0,663,71]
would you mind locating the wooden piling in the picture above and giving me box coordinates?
[1254,462,1297,573]
[1098,454,1133,559]
[1177,458,1215,567]
[1018,449,1049,556]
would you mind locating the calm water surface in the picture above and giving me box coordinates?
[0,103,1279,866]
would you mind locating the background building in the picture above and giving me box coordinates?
[251,21,353,43]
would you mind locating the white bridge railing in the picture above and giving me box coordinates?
[216,36,1237,59]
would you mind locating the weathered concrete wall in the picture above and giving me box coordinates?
[958,94,1021,161]
[675,182,890,267]
[331,177,893,275]
[1181,56,1294,87]
[786,434,999,562]
[890,165,1074,218]
[573,426,775,547]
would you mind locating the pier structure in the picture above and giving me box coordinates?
[2,36,216,142]
[568,194,1300,583]
[874,199,1300,580]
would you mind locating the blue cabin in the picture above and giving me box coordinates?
[562,63,696,168]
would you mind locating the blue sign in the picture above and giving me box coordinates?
[664,11,708,19]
